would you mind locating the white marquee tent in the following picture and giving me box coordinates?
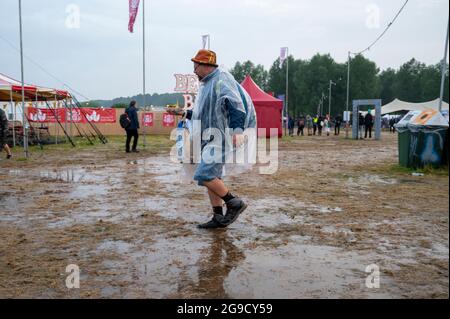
[381,98,449,115]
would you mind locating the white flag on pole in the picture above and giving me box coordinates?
[280,47,288,63]
[202,34,210,49]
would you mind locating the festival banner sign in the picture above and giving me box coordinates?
[142,112,154,127]
[128,0,140,33]
[66,108,84,123]
[82,108,116,123]
[27,107,65,123]
[162,112,175,127]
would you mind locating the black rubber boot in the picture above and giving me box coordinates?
[197,214,227,229]
[223,197,248,226]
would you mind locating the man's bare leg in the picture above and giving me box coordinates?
[202,178,247,226]
[208,188,223,207]
[3,144,12,158]
[203,178,229,198]
[197,184,226,229]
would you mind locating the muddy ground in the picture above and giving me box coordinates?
[0,132,448,298]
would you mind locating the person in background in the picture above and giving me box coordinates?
[0,107,12,159]
[288,116,295,137]
[297,115,305,136]
[389,117,396,133]
[125,100,140,153]
[334,114,342,135]
[324,115,331,136]
[313,115,318,135]
[317,115,324,136]
[358,112,364,139]
[364,110,374,139]
[306,114,313,136]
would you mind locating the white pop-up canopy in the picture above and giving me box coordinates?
[381,98,449,115]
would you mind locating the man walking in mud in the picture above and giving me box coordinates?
[170,49,257,229]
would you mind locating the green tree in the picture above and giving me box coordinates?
[378,68,397,104]
[229,61,268,90]
[348,54,380,101]
[112,102,128,108]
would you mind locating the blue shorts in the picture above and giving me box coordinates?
[193,160,224,186]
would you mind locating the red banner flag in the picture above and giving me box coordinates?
[162,112,175,127]
[128,0,140,33]
[82,108,116,123]
[142,112,154,127]
[27,107,66,123]
[66,108,84,123]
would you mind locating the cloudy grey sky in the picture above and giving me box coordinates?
[0,0,448,101]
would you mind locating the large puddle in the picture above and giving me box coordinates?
[1,136,448,298]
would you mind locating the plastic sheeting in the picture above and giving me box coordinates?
[181,68,258,181]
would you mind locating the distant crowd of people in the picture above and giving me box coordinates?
[288,114,343,137]
[287,111,401,138]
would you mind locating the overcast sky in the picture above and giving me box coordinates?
[0,0,448,101]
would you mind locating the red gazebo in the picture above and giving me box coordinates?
[241,75,283,138]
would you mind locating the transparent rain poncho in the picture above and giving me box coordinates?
[180,68,257,184]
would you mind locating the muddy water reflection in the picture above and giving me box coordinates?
[176,231,245,298]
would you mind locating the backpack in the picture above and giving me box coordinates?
[119,112,131,129]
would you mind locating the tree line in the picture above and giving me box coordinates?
[230,54,449,118]
[84,92,186,108]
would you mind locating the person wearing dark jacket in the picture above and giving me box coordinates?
[358,112,364,139]
[288,117,295,137]
[334,115,342,135]
[125,100,140,153]
[364,111,374,139]
[0,108,12,159]
[317,115,324,136]
[297,116,305,136]
[389,117,396,133]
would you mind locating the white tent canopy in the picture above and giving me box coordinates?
[381,98,449,115]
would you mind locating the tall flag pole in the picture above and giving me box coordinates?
[345,51,351,138]
[280,47,288,136]
[438,18,449,112]
[142,0,146,148]
[128,0,146,148]
[18,0,28,157]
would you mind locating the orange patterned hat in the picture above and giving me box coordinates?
[191,49,218,67]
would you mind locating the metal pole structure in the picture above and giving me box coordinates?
[345,51,351,138]
[63,97,68,143]
[318,93,323,117]
[35,90,39,141]
[438,18,449,112]
[208,35,210,50]
[142,0,146,149]
[19,0,28,157]
[10,90,15,147]
[328,80,336,117]
[68,97,73,140]
[55,95,58,145]
[285,48,289,136]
